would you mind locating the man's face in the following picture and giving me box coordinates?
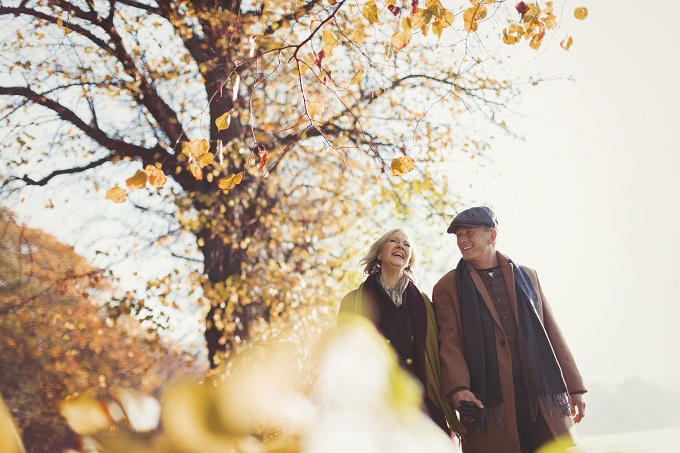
[455,226,495,263]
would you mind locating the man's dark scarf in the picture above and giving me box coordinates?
[456,257,570,431]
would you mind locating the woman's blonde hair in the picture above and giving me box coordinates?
[359,228,418,280]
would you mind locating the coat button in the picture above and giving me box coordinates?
[406,358,413,365]
[500,339,507,346]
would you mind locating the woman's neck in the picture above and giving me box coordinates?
[380,267,403,288]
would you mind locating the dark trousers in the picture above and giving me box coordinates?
[515,396,554,453]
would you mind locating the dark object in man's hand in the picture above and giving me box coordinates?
[459,400,479,421]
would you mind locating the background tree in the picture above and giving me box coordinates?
[0,0,585,367]
[0,206,195,453]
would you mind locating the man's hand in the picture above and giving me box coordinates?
[570,393,586,423]
[451,390,484,422]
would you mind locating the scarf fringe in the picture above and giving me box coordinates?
[529,392,571,422]
[472,403,504,432]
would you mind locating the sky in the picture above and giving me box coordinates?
[419,0,680,389]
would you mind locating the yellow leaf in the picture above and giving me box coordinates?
[441,10,455,28]
[574,7,588,20]
[350,69,364,86]
[432,21,443,39]
[215,111,232,132]
[391,30,412,51]
[502,23,523,45]
[57,17,63,28]
[545,17,557,30]
[125,170,148,191]
[189,162,203,180]
[529,34,542,50]
[182,139,210,159]
[105,185,126,203]
[306,101,324,117]
[198,152,214,167]
[391,156,415,176]
[144,164,167,187]
[401,17,412,32]
[60,395,111,435]
[463,5,487,32]
[218,173,243,192]
[560,35,574,51]
[322,29,337,47]
[293,65,309,78]
[362,0,379,24]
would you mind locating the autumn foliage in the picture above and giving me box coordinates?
[0,208,194,452]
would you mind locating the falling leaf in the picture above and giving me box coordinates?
[391,156,415,176]
[144,164,167,187]
[60,395,112,435]
[560,35,574,51]
[105,185,126,203]
[350,69,364,87]
[218,173,243,192]
[574,7,588,20]
[215,111,232,132]
[125,170,148,191]
[362,0,379,24]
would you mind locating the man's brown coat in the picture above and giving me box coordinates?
[433,252,587,453]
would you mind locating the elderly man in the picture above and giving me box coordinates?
[432,206,587,453]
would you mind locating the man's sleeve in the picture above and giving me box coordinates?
[432,277,471,398]
[535,275,588,394]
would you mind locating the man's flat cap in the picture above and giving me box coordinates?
[447,206,498,234]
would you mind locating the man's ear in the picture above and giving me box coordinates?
[489,229,497,243]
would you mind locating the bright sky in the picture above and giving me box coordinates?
[422,1,680,388]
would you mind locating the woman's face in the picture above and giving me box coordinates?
[378,231,412,273]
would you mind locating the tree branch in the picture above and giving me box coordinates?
[0,85,165,162]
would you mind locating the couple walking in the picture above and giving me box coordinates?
[338,206,587,453]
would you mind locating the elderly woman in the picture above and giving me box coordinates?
[338,228,460,435]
